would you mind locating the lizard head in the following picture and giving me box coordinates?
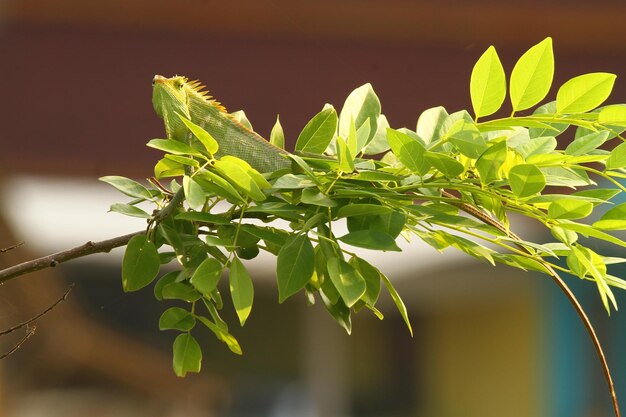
[152,75,192,138]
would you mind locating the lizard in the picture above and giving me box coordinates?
[152,74,291,173]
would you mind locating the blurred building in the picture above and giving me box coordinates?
[0,1,625,416]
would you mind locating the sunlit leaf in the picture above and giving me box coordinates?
[548,199,594,220]
[178,115,219,155]
[416,106,448,145]
[470,45,506,118]
[327,257,366,307]
[109,203,151,219]
[99,176,152,199]
[190,257,223,294]
[593,203,626,230]
[159,307,196,331]
[510,37,554,112]
[122,235,160,292]
[338,230,401,251]
[295,107,338,154]
[556,73,616,114]
[230,256,254,326]
[270,115,285,149]
[606,142,626,170]
[508,164,546,197]
[564,131,608,156]
[475,140,507,184]
[339,83,381,143]
[172,333,202,377]
[276,234,315,303]
[386,128,429,175]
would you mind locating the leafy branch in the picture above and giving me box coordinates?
[1,36,625,416]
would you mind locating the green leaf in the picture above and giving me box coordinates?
[178,115,219,155]
[606,142,626,170]
[295,107,338,154]
[213,160,266,201]
[301,188,337,207]
[230,256,254,326]
[339,83,381,143]
[569,246,616,313]
[190,257,223,294]
[386,128,429,175]
[593,203,626,230]
[273,174,317,189]
[529,102,569,138]
[337,204,392,218]
[416,106,448,145]
[470,45,506,118]
[270,115,285,149]
[559,222,626,249]
[159,307,196,331]
[147,138,203,156]
[572,188,620,204]
[276,234,315,303]
[228,110,251,130]
[196,316,243,355]
[362,114,391,155]
[338,230,401,251]
[510,37,554,112]
[155,157,185,178]
[349,257,381,305]
[425,152,464,178]
[475,140,507,185]
[154,271,179,300]
[355,119,372,153]
[556,73,616,114]
[175,211,230,225]
[548,199,594,220]
[446,120,487,158]
[109,203,151,219]
[195,171,245,204]
[598,105,626,127]
[320,290,352,334]
[508,164,546,198]
[327,258,366,308]
[327,258,366,307]
[380,273,412,336]
[164,154,200,168]
[336,136,355,173]
[515,136,557,158]
[162,282,202,302]
[172,333,202,377]
[564,131,608,156]
[99,176,152,199]
[183,176,206,210]
[122,235,160,292]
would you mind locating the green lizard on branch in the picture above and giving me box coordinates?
[152,74,291,173]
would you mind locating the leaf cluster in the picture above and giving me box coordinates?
[102,37,626,377]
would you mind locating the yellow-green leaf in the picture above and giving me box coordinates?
[510,37,554,112]
[556,73,616,114]
[470,45,506,119]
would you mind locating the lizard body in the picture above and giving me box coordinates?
[152,75,290,173]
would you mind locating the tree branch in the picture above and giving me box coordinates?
[0,325,36,360]
[0,284,74,337]
[0,231,143,284]
[442,190,621,417]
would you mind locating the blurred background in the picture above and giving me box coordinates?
[0,1,625,416]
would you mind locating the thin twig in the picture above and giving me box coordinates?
[0,284,74,337]
[0,231,143,284]
[0,325,36,360]
[441,190,621,417]
[1,242,24,253]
